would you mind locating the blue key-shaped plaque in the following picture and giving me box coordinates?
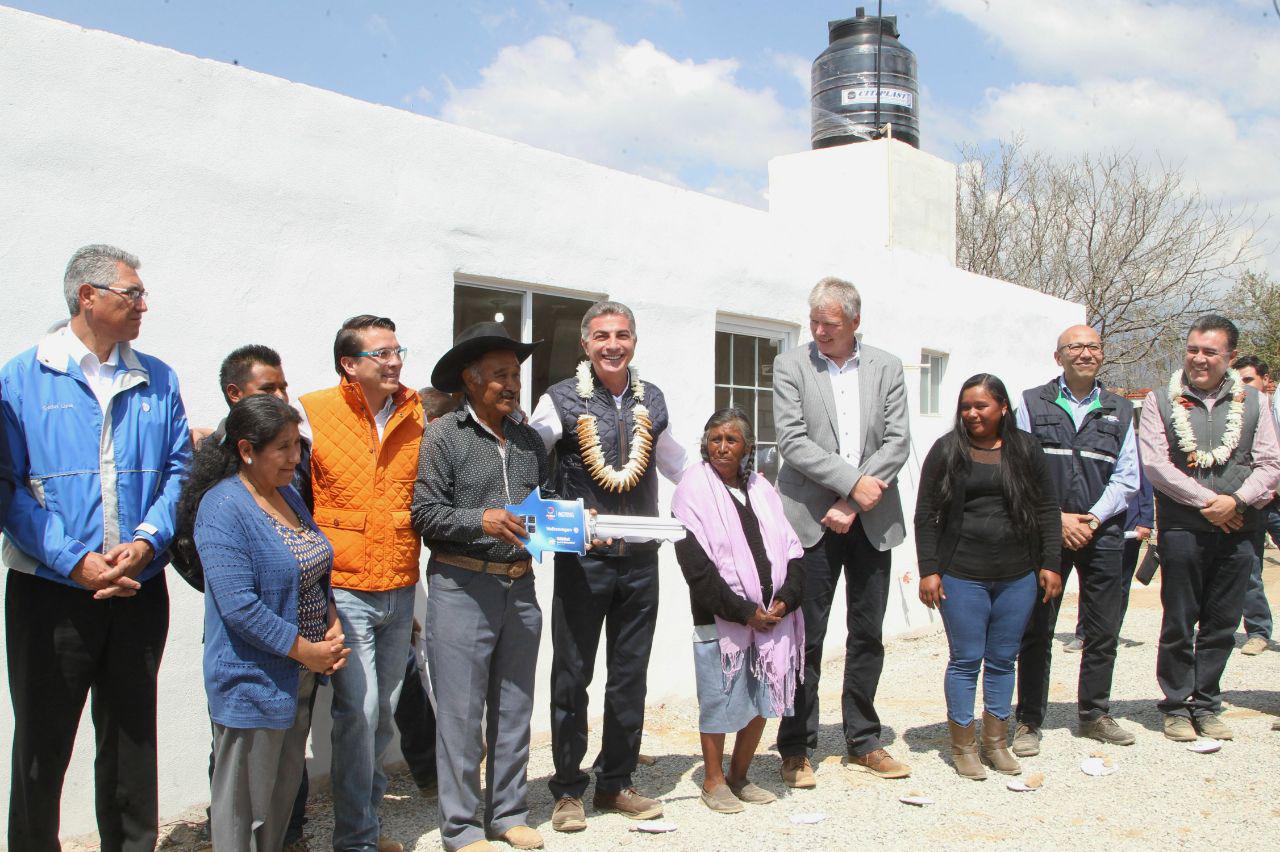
[506,487,588,560]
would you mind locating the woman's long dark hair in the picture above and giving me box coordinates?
[935,374,1043,549]
[172,395,302,587]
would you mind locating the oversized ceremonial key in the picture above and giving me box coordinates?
[506,487,686,560]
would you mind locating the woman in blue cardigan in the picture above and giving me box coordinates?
[178,394,350,850]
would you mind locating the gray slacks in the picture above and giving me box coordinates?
[211,671,316,852]
[426,559,541,852]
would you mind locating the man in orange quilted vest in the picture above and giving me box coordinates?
[298,315,423,852]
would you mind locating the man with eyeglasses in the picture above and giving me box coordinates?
[1230,355,1278,660]
[297,315,423,852]
[1013,324,1140,755]
[1,244,191,850]
[1139,315,1280,741]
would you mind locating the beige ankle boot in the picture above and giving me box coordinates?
[981,711,1022,775]
[947,719,987,780]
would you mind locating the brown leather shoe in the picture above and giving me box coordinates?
[846,748,911,779]
[376,839,404,852]
[551,796,587,832]
[592,787,663,819]
[779,755,816,789]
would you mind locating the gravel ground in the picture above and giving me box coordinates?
[85,567,1280,851]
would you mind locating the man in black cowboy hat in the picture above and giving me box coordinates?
[411,322,550,852]
[528,300,689,831]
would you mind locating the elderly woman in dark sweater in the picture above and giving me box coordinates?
[914,374,1062,780]
[673,408,805,814]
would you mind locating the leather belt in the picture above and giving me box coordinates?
[435,553,532,579]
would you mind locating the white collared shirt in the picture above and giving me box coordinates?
[819,345,861,470]
[373,394,396,442]
[61,325,121,414]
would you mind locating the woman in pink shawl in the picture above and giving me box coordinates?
[672,408,805,814]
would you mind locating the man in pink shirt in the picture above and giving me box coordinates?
[1138,314,1280,742]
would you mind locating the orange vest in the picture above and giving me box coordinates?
[301,381,423,592]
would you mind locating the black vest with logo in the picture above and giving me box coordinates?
[1153,381,1261,533]
[1022,379,1133,533]
[546,369,670,557]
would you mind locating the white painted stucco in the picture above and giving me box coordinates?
[0,5,1082,839]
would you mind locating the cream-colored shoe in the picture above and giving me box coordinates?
[494,825,544,849]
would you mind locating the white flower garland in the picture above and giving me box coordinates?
[1167,368,1245,468]
[573,360,654,492]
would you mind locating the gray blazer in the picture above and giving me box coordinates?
[773,341,910,550]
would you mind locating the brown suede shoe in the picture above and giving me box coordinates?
[846,748,911,779]
[779,755,817,789]
[492,825,544,850]
[376,839,404,852]
[592,787,663,820]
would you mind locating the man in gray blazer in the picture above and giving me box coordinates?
[773,276,911,788]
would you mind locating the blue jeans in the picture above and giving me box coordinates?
[1244,504,1280,640]
[330,585,415,851]
[938,573,1038,726]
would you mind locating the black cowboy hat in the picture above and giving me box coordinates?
[430,321,541,393]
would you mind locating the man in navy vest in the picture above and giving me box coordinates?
[1139,315,1280,741]
[530,301,688,832]
[1013,324,1140,756]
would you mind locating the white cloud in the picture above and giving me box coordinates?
[933,0,1278,112]
[401,85,434,109]
[438,16,807,206]
[478,7,519,31]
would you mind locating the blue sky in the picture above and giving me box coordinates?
[10,0,1278,268]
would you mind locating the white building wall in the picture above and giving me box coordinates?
[0,5,1083,838]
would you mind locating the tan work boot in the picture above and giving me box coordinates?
[592,787,663,819]
[1194,714,1234,741]
[491,825,544,850]
[779,755,816,788]
[947,719,987,780]
[1162,714,1197,742]
[1242,636,1268,656]
[846,748,911,779]
[1011,723,1041,757]
[551,796,587,832]
[980,711,1021,775]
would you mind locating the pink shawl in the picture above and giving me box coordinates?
[671,462,805,716]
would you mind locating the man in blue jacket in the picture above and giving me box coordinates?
[1,244,191,852]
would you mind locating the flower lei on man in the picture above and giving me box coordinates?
[573,360,654,492]
[1167,367,1246,468]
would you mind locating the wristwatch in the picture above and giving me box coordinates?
[1232,494,1247,515]
[1085,515,1099,531]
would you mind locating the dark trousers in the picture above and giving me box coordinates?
[549,550,659,798]
[6,570,169,852]
[1075,538,1141,640]
[1156,528,1256,717]
[1017,533,1126,726]
[776,521,891,758]
[393,652,437,789]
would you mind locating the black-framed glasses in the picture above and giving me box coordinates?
[353,346,408,363]
[88,282,149,305]
[1059,342,1102,355]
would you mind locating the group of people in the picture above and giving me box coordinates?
[1,246,1276,852]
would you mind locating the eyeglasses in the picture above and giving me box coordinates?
[1059,342,1102,356]
[88,283,149,305]
[354,346,408,363]
[1185,345,1225,359]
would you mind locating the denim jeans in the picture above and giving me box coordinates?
[1244,503,1280,640]
[330,585,415,851]
[938,572,1038,727]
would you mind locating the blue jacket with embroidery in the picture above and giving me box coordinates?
[0,328,192,587]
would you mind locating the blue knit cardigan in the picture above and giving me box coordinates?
[195,475,334,729]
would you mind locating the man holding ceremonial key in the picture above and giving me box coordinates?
[530,300,690,832]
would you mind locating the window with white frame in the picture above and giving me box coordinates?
[920,350,947,416]
[453,280,599,411]
[714,320,795,482]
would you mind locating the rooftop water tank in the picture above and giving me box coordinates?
[811,7,920,149]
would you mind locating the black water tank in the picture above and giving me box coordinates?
[811,7,919,149]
